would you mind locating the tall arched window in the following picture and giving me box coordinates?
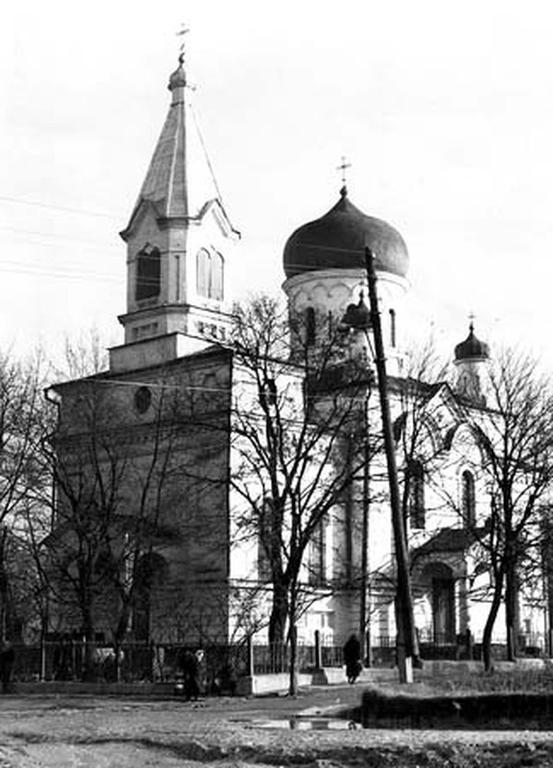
[461,470,476,528]
[389,309,397,348]
[197,248,224,300]
[197,248,210,297]
[307,516,326,586]
[408,460,425,529]
[212,252,224,300]
[136,245,161,301]
[305,307,316,346]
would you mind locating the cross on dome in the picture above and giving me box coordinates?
[336,156,352,196]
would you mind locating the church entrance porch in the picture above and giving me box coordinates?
[415,562,457,648]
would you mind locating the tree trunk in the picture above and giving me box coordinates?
[505,552,519,661]
[482,568,504,672]
[288,585,298,696]
[268,578,289,673]
[80,603,96,682]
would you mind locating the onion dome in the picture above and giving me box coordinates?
[454,322,490,362]
[283,186,409,280]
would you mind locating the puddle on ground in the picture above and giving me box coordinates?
[247,717,361,731]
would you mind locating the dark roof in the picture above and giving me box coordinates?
[413,526,483,558]
[283,188,409,280]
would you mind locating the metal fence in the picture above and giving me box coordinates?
[8,639,343,683]
[8,631,547,684]
[10,641,250,686]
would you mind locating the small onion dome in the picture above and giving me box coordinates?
[340,291,372,331]
[454,323,490,362]
[168,58,187,90]
[283,187,409,280]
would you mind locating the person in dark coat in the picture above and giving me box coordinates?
[343,633,362,684]
[0,643,15,694]
[180,649,201,701]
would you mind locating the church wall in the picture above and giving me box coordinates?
[51,350,235,644]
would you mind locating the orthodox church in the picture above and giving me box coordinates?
[50,50,547,659]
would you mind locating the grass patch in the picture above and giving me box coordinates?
[421,664,553,695]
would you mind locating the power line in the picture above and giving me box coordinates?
[0,195,120,220]
[0,225,120,251]
[0,266,119,284]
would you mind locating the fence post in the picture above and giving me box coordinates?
[314,630,322,670]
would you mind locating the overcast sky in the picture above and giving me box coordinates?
[2,0,553,368]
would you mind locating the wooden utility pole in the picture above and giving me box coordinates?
[364,246,416,683]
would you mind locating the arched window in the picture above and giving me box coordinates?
[136,246,160,301]
[389,309,397,348]
[461,470,476,528]
[307,516,326,586]
[212,252,224,300]
[196,248,224,300]
[197,248,210,297]
[306,307,316,346]
[408,460,425,529]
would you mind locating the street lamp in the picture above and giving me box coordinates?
[341,246,417,684]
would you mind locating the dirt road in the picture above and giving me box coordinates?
[0,686,552,766]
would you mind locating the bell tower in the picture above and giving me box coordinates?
[109,46,239,374]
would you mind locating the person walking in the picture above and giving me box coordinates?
[180,649,200,701]
[343,634,362,684]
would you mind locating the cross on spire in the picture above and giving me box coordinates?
[468,311,476,332]
[176,23,190,64]
[337,156,352,189]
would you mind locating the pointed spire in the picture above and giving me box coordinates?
[122,43,236,236]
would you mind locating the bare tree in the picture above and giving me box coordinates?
[0,349,51,641]
[460,347,553,670]
[43,366,191,678]
[54,327,110,381]
[219,295,376,694]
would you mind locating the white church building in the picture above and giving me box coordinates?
[50,49,549,662]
